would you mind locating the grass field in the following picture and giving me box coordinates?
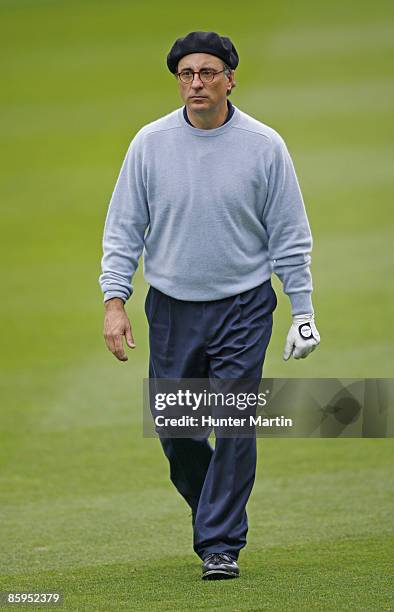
[1,0,393,609]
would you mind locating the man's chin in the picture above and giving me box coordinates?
[188,99,210,111]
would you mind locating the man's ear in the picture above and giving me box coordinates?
[228,70,236,93]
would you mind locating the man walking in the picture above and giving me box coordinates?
[99,31,320,580]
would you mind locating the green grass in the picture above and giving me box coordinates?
[1,0,393,609]
[2,538,393,611]
[1,439,393,609]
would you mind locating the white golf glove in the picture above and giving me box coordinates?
[283,314,320,361]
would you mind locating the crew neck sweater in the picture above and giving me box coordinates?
[100,105,314,314]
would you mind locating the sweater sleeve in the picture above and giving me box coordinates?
[99,133,149,303]
[262,135,314,315]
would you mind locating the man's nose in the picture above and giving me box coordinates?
[191,73,203,86]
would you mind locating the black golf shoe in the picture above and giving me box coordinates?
[202,552,240,580]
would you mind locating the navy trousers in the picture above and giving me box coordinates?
[145,279,277,560]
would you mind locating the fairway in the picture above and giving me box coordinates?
[1,0,393,610]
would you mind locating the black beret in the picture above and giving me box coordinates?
[167,31,239,74]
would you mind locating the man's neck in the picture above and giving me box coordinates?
[186,100,229,129]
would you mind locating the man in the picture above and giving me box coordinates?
[99,31,320,580]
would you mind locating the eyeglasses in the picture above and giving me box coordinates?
[176,69,225,84]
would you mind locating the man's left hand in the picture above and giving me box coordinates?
[283,314,320,360]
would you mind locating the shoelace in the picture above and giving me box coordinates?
[204,553,233,564]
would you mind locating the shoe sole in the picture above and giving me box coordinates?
[202,569,239,580]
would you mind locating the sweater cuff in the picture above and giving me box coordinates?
[103,291,127,304]
[288,292,313,316]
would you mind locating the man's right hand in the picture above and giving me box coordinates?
[103,298,135,361]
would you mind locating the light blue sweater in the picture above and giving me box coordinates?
[100,105,314,314]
